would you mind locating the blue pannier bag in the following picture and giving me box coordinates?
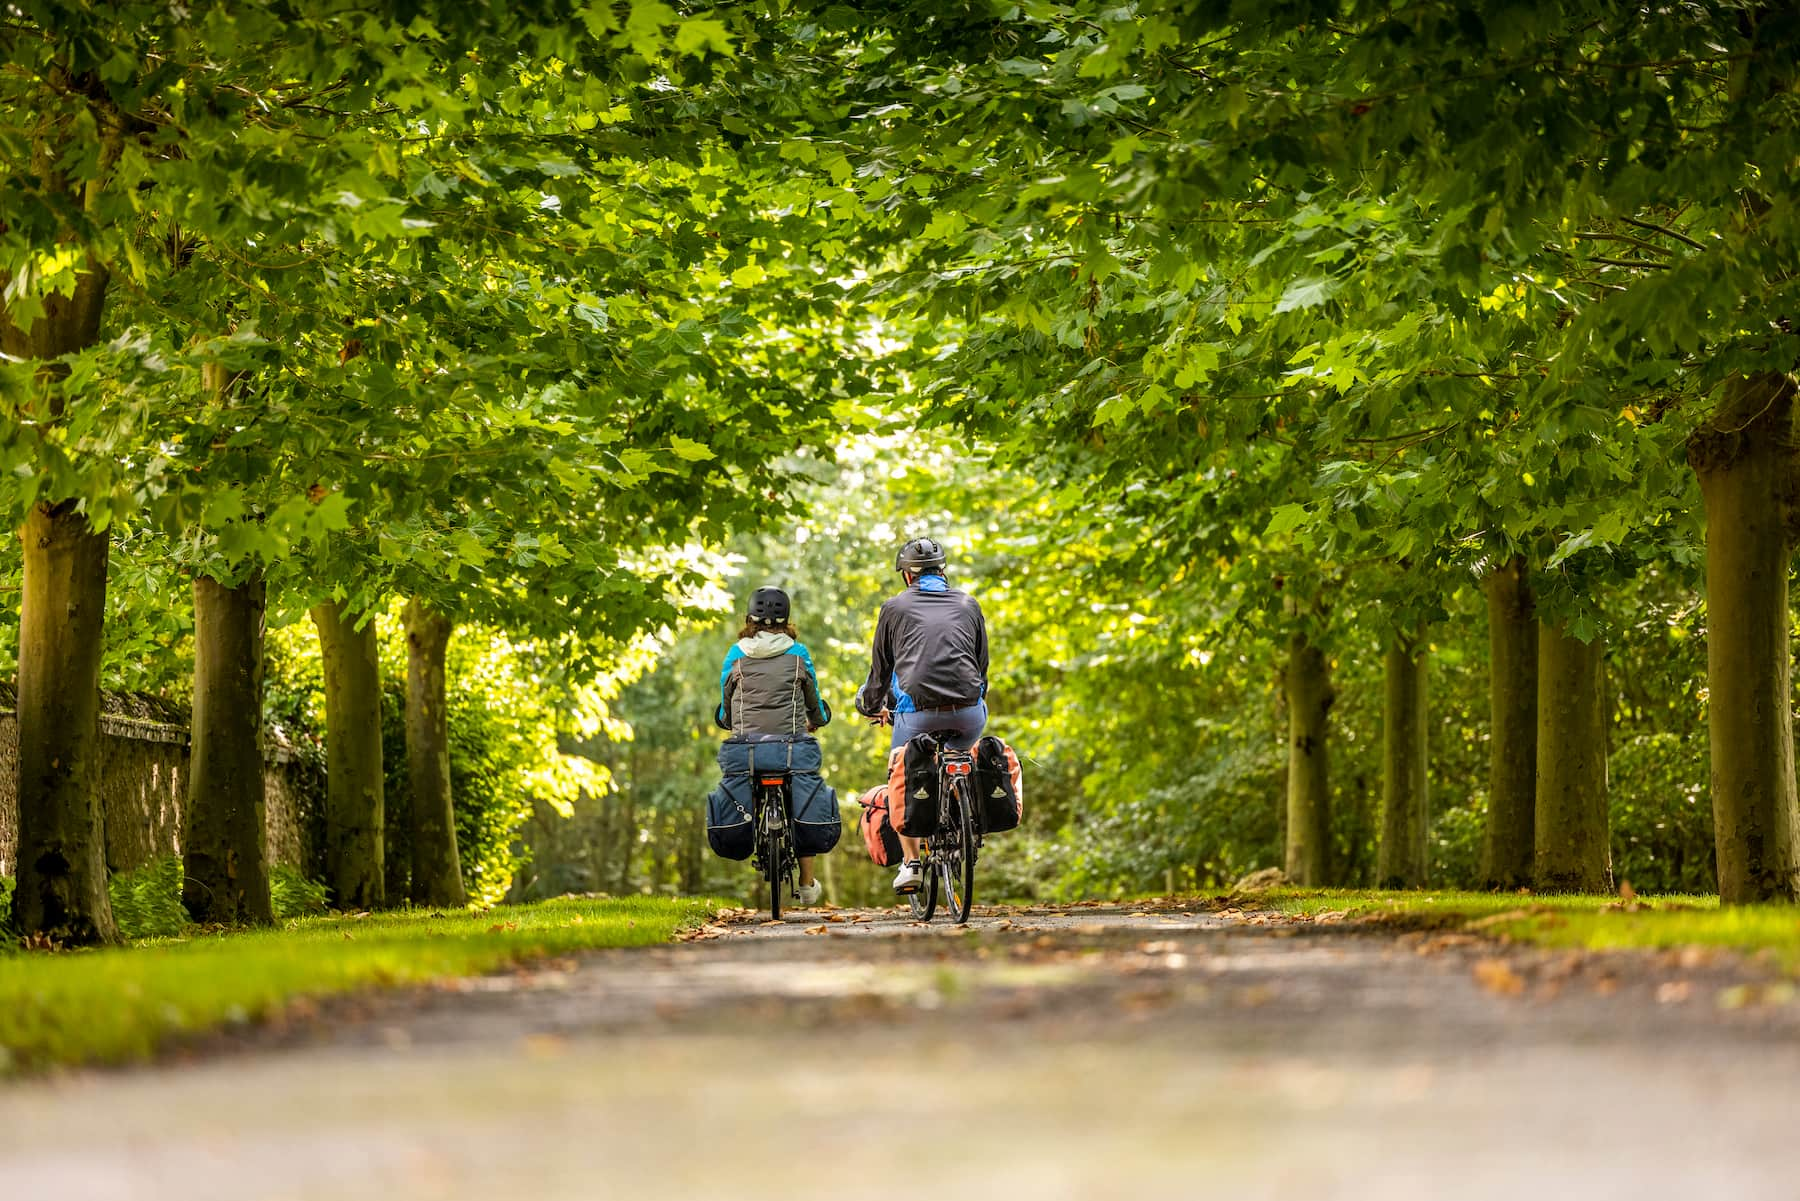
[709,735,839,860]
[706,779,755,861]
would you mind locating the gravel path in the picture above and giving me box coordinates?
[5,901,1800,1201]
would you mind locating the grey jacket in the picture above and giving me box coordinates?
[714,632,831,738]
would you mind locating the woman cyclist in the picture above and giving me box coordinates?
[714,586,832,905]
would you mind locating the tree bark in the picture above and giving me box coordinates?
[1534,621,1612,893]
[1689,372,1800,902]
[11,503,117,943]
[5,247,115,943]
[183,572,273,925]
[405,600,466,908]
[1480,557,1538,889]
[1283,632,1334,885]
[1377,631,1430,888]
[311,599,386,910]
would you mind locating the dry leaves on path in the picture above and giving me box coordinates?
[1472,958,1527,997]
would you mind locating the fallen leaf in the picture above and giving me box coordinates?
[1472,958,1526,997]
[805,925,828,935]
[1464,909,1532,930]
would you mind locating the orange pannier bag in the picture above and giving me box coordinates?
[857,785,903,867]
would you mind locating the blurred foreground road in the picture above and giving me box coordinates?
[6,901,1800,1201]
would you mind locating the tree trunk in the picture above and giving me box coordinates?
[11,503,117,943]
[614,793,637,894]
[1534,621,1612,893]
[1283,632,1334,885]
[183,572,273,925]
[1377,631,1430,888]
[1480,557,1538,889]
[311,600,386,910]
[1690,372,1800,902]
[5,251,115,944]
[404,600,465,908]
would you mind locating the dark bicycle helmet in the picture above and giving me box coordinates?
[895,537,947,575]
[747,586,790,625]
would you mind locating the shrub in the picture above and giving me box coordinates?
[108,857,188,940]
[271,863,330,918]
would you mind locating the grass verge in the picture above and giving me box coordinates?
[0,895,720,1076]
[1226,887,1800,968]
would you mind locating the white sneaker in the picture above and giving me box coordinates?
[795,880,823,907]
[892,860,924,895]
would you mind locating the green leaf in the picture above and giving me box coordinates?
[674,18,733,56]
[668,435,715,462]
[1275,276,1337,313]
[1263,504,1309,537]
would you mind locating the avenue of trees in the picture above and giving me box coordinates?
[4,1,1798,941]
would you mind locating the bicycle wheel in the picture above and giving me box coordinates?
[942,788,976,924]
[768,832,782,920]
[761,788,784,920]
[910,848,938,921]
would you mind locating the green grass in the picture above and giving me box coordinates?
[0,895,721,1075]
[1228,887,1800,968]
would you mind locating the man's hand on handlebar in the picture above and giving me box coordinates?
[866,708,892,727]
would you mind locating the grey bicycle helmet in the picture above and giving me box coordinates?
[895,537,947,574]
[747,586,790,624]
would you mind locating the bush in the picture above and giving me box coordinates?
[6,859,332,943]
[271,863,331,918]
[1609,732,1715,893]
[0,875,15,948]
[1429,797,1487,888]
[109,857,189,940]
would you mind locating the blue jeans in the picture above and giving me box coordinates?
[890,701,987,751]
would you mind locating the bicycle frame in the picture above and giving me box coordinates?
[752,774,796,918]
[910,740,980,923]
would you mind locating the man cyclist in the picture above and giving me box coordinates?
[853,537,990,895]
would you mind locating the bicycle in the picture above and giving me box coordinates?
[751,771,797,919]
[908,737,980,925]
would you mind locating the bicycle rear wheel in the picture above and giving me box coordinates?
[942,789,976,924]
[768,833,782,919]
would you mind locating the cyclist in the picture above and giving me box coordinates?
[715,585,832,905]
[853,537,989,895]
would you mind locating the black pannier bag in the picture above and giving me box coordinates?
[706,781,755,860]
[972,735,1023,834]
[891,734,942,838]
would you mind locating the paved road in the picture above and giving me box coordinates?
[5,902,1800,1201]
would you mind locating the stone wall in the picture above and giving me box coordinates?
[0,694,317,879]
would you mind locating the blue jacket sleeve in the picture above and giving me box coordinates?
[715,646,744,730]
